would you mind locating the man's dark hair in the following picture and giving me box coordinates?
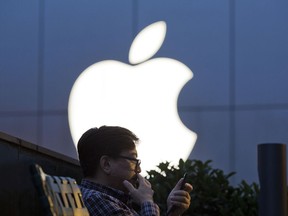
[77,125,139,177]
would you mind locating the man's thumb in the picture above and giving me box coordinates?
[175,177,184,190]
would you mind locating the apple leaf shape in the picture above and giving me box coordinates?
[129,21,167,65]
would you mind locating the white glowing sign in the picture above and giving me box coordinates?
[68,21,197,173]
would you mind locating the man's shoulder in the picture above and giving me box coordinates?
[80,183,109,199]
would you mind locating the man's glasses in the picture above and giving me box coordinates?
[116,155,141,171]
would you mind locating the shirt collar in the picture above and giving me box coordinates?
[81,178,131,204]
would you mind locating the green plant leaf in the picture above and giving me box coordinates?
[146,159,259,216]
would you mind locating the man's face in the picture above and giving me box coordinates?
[109,147,141,192]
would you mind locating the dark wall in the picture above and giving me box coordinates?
[0,131,83,216]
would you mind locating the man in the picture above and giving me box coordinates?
[77,125,193,216]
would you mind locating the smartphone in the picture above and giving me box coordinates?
[180,172,188,190]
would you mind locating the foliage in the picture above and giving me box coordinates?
[146,159,259,216]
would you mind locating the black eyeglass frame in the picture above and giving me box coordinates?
[115,155,141,171]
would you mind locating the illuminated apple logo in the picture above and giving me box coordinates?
[68,21,197,173]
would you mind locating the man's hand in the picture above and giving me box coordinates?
[123,174,154,205]
[167,177,193,216]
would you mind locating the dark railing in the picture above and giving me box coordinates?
[0,131,83,215]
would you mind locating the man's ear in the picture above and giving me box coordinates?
[100,155,112,175]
